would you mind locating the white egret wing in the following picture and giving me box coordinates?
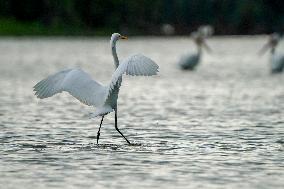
[108,54,159,91]
[34,68,107,106]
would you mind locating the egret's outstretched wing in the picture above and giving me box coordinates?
[34,68,107,106]
[109,54,159,89]
[105,54,159,101]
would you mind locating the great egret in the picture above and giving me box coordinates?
[178,32,211,70]
[259,33,284,73]
[33,33,159,144]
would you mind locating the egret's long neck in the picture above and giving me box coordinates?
[111,40,119,68]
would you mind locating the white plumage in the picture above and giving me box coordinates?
[109,54,159,89]
[34,33,159,144]
[178,31,211,70]
[34,68,107,106]
[259,33,284,73]
[271,53,284,73]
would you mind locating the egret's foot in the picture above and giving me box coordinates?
[128,143,142,146]
[125,138,131,145]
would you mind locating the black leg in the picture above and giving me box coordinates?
[115,109,131,144]
[97,116,104,144]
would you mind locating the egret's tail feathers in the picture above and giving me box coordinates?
[89,106,113,118]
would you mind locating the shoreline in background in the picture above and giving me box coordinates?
[0,34,269,39]
[0,18,276,37]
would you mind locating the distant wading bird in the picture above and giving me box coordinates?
[178,32,212,70]
[33,33,159,144]
[259,33,284,73]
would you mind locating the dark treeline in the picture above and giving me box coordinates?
[0,0,284,35]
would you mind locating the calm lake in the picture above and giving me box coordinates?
[0,36,283,189]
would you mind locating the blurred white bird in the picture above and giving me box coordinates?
[178,32,212,70]
[197,25,214,38]
[33,33,159,144]
[259,33,284,73]
[161,23,175,35]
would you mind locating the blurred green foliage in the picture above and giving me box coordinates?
[0,0,284,35]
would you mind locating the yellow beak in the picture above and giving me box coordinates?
[120,35,128,40]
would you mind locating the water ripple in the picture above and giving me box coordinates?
[0,37,283,189]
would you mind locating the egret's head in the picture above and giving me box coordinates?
[259,33,280,55]
[197,25,214,38]
[191,32,204,46]
[191,32,212,52]
[110,33,128,45]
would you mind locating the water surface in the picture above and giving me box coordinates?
[0,36,283,189]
